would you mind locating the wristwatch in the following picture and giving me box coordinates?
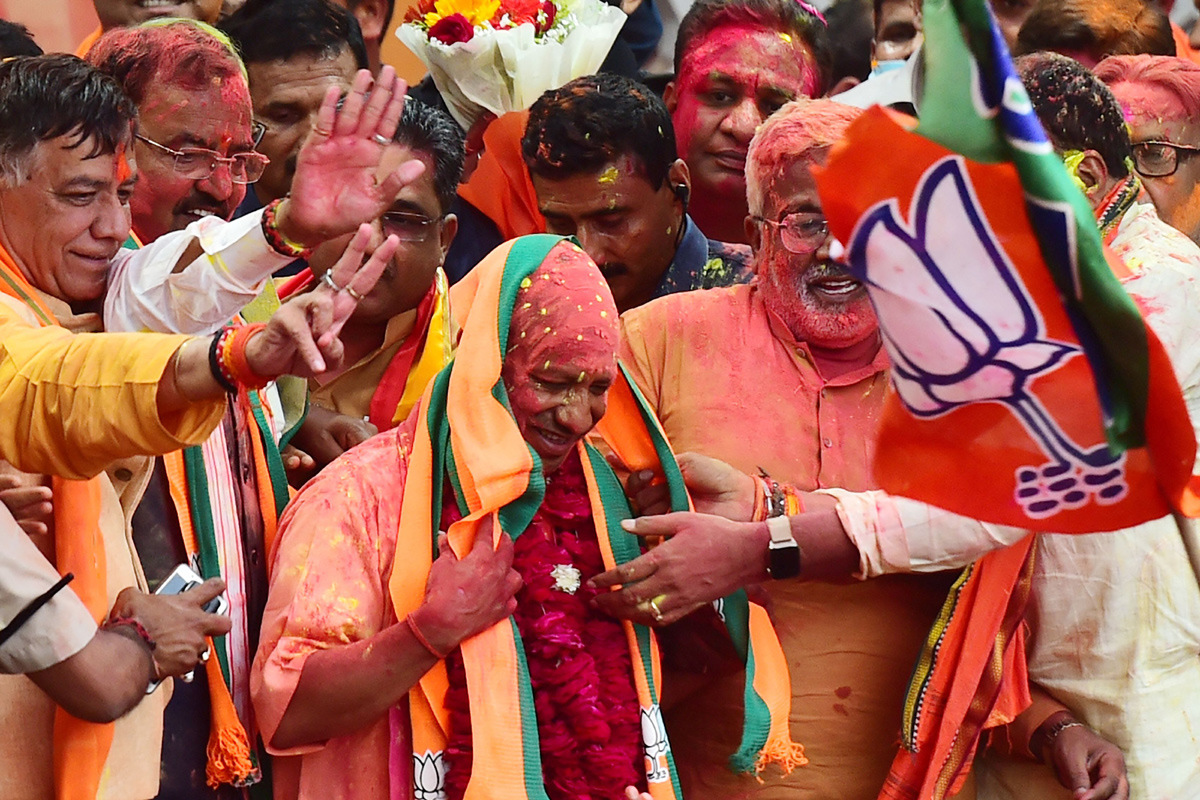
[765,515,801,579]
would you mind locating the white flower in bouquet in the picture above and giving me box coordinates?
[397,0,627,129]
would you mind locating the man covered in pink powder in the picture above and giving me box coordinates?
[616,97,965,800]
[1097,54,1200,247]
[664,0,831,245]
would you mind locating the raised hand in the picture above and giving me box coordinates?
[280,66,426,247]
[246,226,400,379]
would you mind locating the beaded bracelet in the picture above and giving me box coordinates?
[261,199,314,260]
[753,472,805,520]
[222,323,270,390]
[208,328,238,393]
[406,612,450,660]
[104,615,157,651]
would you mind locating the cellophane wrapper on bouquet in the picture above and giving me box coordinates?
[397,0,627,129]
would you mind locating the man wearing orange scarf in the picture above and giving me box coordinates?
[601,56,1197,800]
[611,98,959,800]
[254,236,801,799]
[0,53,421,800]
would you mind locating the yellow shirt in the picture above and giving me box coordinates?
[0,299,224,481]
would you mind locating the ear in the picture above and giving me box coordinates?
[351,0,389,40]
[828,76,863,97]
[1075,150,1112,201]
[746,215,762,251]
[666,159,690,200]
[439,213,459,261]
[662,81,678,113]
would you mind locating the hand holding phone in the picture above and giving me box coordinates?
[108,570,231,693]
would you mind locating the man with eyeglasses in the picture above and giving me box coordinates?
[521,73,752,314]
[221,0,367,222]
[1097,54,1200,247]
[614,97,961,800]
[302,97,463,431]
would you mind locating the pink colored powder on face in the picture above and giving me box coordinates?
[114,141,132,184]
[672,24,821,190]
[1109,81,1191,126]
[503,242,620,472]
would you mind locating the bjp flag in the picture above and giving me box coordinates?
[813,0,1200,797]
[816,2,1199,534]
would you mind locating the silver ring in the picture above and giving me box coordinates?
[180,670,195,683]
[320,271,343,292]
[345,284,365,301]
[372,133,391,146]
[200,647,210,664]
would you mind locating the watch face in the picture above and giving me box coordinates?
[769,542,801,580]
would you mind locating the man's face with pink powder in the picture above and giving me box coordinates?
[664,25,821,207]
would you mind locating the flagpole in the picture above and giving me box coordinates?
[1171,512,1200,591]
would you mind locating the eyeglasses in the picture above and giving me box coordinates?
[753,211,830,254]
[381,211,442,242]
[134,134,270,184]
[251,120,267,148]
[1131,140,1200,178]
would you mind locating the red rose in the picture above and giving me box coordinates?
[499,0,540,26]
[536,0,556,33]
[428,13,475,44]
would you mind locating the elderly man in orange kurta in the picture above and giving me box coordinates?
[617,98,959,800]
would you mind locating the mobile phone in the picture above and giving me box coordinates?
[145,564,229,693]
[156,563,228,616]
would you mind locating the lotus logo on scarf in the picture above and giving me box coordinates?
[849,156,1128,518]
[413,749,446,800]
[640,704,670,784]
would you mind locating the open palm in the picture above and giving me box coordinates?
[284,66,426,246]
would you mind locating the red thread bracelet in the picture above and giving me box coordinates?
[105,615,156,651]
[221,323,270,390]
[406,612,449,660]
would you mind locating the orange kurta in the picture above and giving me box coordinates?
[619,283,956,800]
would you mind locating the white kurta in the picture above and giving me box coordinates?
[829,201,1200,800]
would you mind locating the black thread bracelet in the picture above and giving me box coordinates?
[208,329,238,394]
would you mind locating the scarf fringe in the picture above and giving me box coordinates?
[755,736,808,778]
[203,643,259,788]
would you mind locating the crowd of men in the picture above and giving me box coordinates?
[1,0,1199,798]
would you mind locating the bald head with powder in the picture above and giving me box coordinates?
[1097,54,1200,245]
[503,240,620,474]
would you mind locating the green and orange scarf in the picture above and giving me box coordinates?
[388,235,801,800]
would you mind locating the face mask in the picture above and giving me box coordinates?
[871,58,909,77]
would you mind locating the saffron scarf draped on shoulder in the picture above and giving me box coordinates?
[457,111,547,240]
[369,267,456,431]
[388,235,800,800]
[0,243,111,800]
[813,0,1200,797]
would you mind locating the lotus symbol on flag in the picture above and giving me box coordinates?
[640,704,671,784]
[847,157,1128,519]
[412,749,446,800]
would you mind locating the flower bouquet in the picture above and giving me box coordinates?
[398,0,627,129]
